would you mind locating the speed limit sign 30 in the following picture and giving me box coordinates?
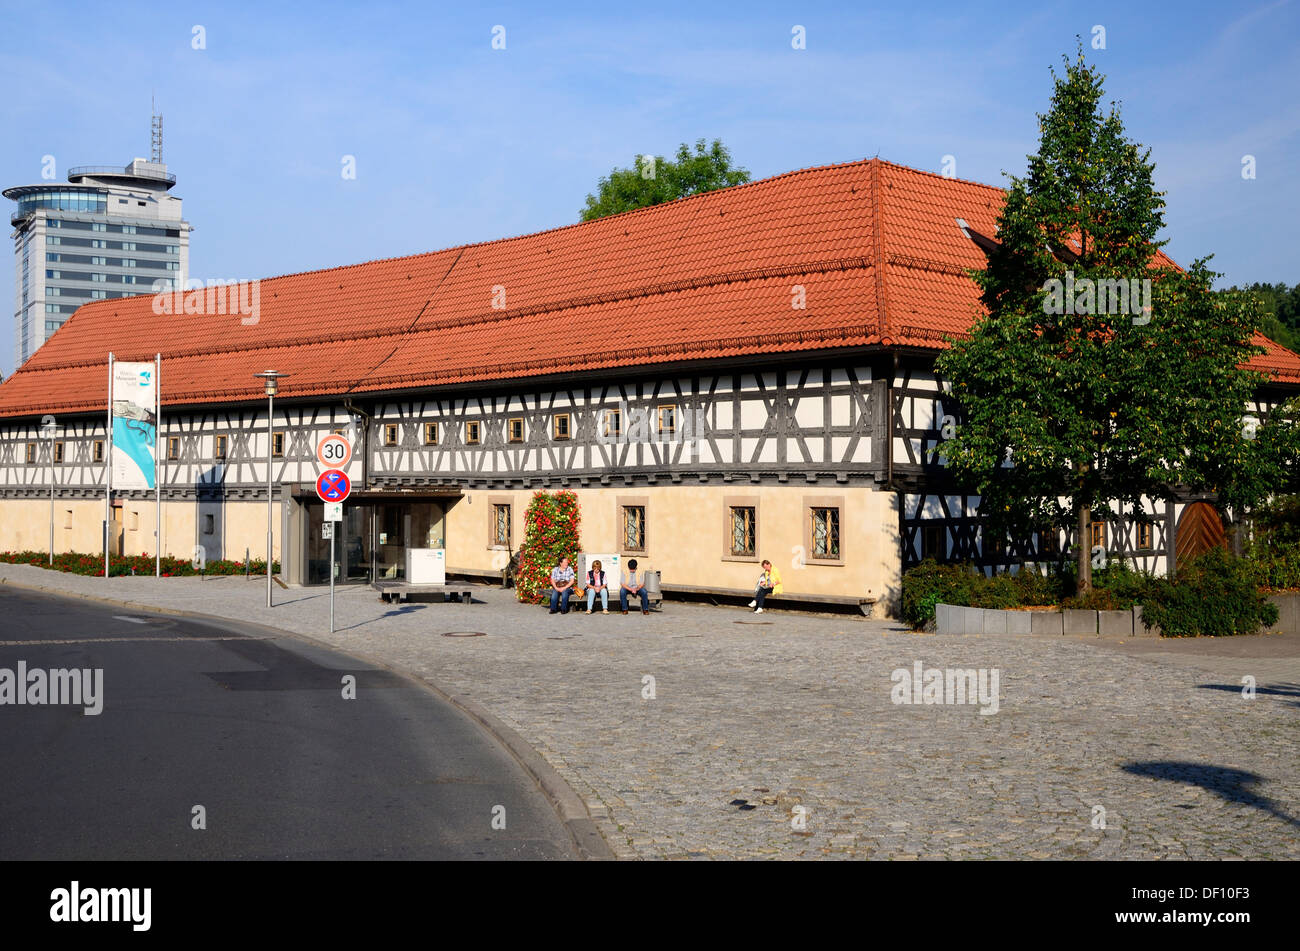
[317,433,352,469]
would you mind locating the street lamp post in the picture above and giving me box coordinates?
[253,371,288,607]
[42,415,56,566]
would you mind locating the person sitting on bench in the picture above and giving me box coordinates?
[585,560,609,614]
[549,556,576,614]
[620,558,650,615]
[749,559,782,613]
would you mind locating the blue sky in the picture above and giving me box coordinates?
[2,0,1298,376]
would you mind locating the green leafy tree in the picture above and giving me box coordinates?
[936,48,1296,594]
[1215,282,1300,352]
[580,138,750,221]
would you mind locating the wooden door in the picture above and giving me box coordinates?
[1174,501,1226,570]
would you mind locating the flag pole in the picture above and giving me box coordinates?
[155,352,161,579]
[105,353,114,579]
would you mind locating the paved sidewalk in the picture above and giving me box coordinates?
[2,563,1297,860]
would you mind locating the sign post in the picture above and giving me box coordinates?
[42,414,56,566]
[322,521,336,632]
[105,353,113,579]
[316,436,352,634]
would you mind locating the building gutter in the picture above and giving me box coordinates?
[342,399,373,490]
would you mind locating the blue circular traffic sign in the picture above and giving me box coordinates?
[316,469,351,503]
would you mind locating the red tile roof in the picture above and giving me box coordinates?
[2,158,1297,418]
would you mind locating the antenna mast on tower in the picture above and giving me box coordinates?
[151,95,163,164]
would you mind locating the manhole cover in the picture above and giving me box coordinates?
[440,631,486,638]
[734,621,773,626]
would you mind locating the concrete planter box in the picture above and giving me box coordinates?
[1005,610,1033,635]
[1266,593,1299,635]
[954,605,983,634]
[1132,605,1160,638]
[935,604,1065,636]
[935,593,1299,639]
[1098,610,1134,637]
[1029,611,1064,636]
[1062,609,1098,636]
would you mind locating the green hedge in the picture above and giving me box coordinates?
[1060,561,1154,610]
[903,500,1297,635]
[0,550,279,578]
[1139,548,1279,637]
[901,559,1061,629]
[1243,495,1300,591]
[901,550,1280,637]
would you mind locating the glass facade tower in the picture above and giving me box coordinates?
[5,158,191,366]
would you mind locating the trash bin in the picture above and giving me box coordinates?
[643,569,662,607]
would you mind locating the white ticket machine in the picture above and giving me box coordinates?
[406,548,446,585]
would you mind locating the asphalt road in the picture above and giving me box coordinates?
[0,588,574,859]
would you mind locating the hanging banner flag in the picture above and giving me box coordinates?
[111,361,158,489]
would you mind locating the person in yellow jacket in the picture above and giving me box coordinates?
[749,559,783,613]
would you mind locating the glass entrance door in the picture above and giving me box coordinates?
[373,501,446,581]
[306,502,373,585]
[303,499,447,585]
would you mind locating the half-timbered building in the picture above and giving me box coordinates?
[1,158,1297,613]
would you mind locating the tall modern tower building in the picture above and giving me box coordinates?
[5,130,190,367]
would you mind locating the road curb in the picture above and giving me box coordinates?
[0,572,617,861]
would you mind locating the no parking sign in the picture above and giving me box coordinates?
[316,469,351,503]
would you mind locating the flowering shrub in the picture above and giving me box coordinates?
[0,550,279,578]
[514,490,583,604]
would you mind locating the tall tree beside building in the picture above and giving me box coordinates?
[936,48,1291,594]
[580,139,750,221]
[1216,282,1300,352]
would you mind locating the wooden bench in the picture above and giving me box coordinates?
[548,584,663,612]
[373,580,475,605]
[660,582,877,616]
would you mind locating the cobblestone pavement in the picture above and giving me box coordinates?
[3,563,1297,860]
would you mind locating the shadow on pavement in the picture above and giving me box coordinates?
[1121,761,1300,828]
[1195,681,1300,709]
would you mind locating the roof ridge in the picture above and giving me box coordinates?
[61,157,1005,306]
[8,257,877,377]
[872,157,1010,195]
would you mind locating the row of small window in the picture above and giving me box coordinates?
[46,219,179,238]
[48,269,148,287]
[24,434,288,464]
[47,290,118,301]
[385,406,680,447]
[47,236,181,254]
[47,246,175,261]
[45,295,130,311]
[168,434,287,460]
[48,262,146,276]
[24,442,103,463]
[488,501,842,561]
